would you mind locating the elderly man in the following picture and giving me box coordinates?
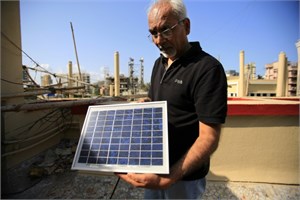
[117,0,227,199]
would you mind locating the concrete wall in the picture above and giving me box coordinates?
[248,82,277,94]
[1,1,73,169]
[70,100,299,185]
[1,1,23,104]
[208,115,299,184]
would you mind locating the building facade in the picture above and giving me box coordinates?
[265,61,297,96]
[227,51,298,97]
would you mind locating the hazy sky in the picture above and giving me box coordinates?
[20,0,299,84]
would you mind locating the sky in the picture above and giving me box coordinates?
[20,0,299,84]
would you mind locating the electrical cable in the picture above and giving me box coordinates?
[109,177,120,199]
[23,65,40,87]
[2,31,63,86]
[1,125,67,157]
[2,32,95,88]
[1,78,24,86]
[1,32,51,75]
[4,108,59,137]
[2,108,74,158]
[4,108,72,144]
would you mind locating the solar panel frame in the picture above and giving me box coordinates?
[72,101,169,174]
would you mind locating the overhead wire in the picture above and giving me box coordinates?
[23,65,40,87]
[1,31,52,76]
[1,31,95,89]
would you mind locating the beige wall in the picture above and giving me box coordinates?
[5,110,299,185]
[1,1,71,169]
[228,83,238,97]
[248,83,277,94]
[1,1,23,105]
[208,115,299,184]
[228,77,279,97]
[73,113,299,184]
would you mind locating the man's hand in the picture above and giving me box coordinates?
[137,97,151,103]
[115,173,174,189]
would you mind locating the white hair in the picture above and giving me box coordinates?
[147,0,188,20]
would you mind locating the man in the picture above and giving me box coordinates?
[116,0,227,198]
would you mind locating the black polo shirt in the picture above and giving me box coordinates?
[148,42,227,180]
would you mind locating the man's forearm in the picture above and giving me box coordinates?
[169,122,221,182]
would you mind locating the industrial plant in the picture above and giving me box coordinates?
[25,52,147,99]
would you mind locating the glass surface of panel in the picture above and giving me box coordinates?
[72,101,169,174]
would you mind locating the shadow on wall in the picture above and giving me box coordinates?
[225,115,298,128]
[202,171,239,199]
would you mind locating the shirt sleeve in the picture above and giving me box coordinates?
[193,63,228,124]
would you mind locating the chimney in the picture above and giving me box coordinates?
[114,51,120,96]
[238,50,245,97]
[109,84,114,97]
[276,52,287,97]
[68,61,74,98]
[68,61,73,87]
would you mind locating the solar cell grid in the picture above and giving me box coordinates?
[72,101,169,174]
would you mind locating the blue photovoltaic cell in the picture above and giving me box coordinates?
[75,104,165,169]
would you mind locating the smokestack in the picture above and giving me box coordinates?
[114,51,120,96]
[68,61,74,98]
[68,61,73,87]
[238,50,245,97]
[296,40,300,96]
[109,84,114,97]
[276,52,287,97]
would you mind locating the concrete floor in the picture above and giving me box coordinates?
[3,168,299,199]
[2,140,299,199]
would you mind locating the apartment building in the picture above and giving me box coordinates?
[265,61,297,96]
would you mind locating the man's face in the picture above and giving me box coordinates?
[148,4,189,60]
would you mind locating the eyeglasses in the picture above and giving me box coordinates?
[148,19,185,41]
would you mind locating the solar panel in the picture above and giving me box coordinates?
[72,101,169,174]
